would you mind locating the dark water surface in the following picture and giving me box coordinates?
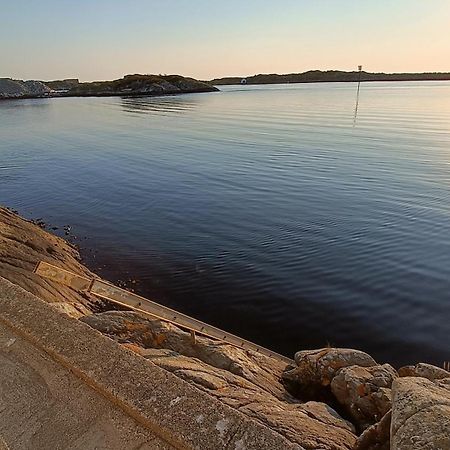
[1,82,449,366]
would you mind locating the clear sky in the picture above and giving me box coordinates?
[1,0,450,81]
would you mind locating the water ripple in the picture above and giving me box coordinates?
[1,81,450,366]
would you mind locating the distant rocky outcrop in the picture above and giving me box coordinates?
[209,70,450,85]
[0,78,51,98]
[44,78,80,91]
[0,74,218,99]
[66,74,217,97]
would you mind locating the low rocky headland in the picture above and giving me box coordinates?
[209,70,450,85]
[0,205,449,449]
[0,74,218,100]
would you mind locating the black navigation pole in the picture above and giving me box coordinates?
[353,65,363,126]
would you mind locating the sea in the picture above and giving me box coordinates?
[1,81,449,366]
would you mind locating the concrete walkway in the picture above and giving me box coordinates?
[0,318,172,449]
[0,277,298,450]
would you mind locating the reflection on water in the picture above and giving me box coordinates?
[0,98,51,111]
[1,82,450,366]
[120,96,201,115]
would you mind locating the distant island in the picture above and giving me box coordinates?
[0,74,218,100]
[3,71,450,100]
[209,70,450,85]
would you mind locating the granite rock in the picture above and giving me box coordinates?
[83,312,357,450]
[354,410,391,450]
[391,377,450,450]
[330,364,397,429]
[398,362,450,381]
[284,348,377,387]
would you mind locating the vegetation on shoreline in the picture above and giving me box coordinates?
[66,74,217,96]
[209,70,450,85]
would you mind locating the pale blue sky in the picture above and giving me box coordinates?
[1,0,450,81]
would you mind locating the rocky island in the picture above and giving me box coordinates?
[0,74,218,100]
[0,206,449,449]
[209,70,450,85]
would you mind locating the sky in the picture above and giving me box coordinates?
[1,0,450,81]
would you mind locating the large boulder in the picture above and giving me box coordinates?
[283,348,377,400]
[391,377,450,450]
[398,362,450,381]
[284,348,377,386]
[330,364,397,429]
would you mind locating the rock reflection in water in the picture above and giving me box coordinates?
[120,96,200,116]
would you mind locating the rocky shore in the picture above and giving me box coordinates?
[0,205,449,449]
[0,74,218,100]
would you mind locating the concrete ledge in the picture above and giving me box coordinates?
[0,277,299,450]
[0,321,172,449]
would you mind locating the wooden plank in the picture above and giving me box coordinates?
[34,261,92,291]
[34,261,294,365]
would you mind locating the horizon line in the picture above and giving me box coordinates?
[3,68,450,84]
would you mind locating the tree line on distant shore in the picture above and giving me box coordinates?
[209,70,450,85]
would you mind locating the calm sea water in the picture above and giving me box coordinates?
[1,82,449,366]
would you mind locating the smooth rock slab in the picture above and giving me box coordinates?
[81,311,290,400]
[0,206,98,314]
[83,313,358,450]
